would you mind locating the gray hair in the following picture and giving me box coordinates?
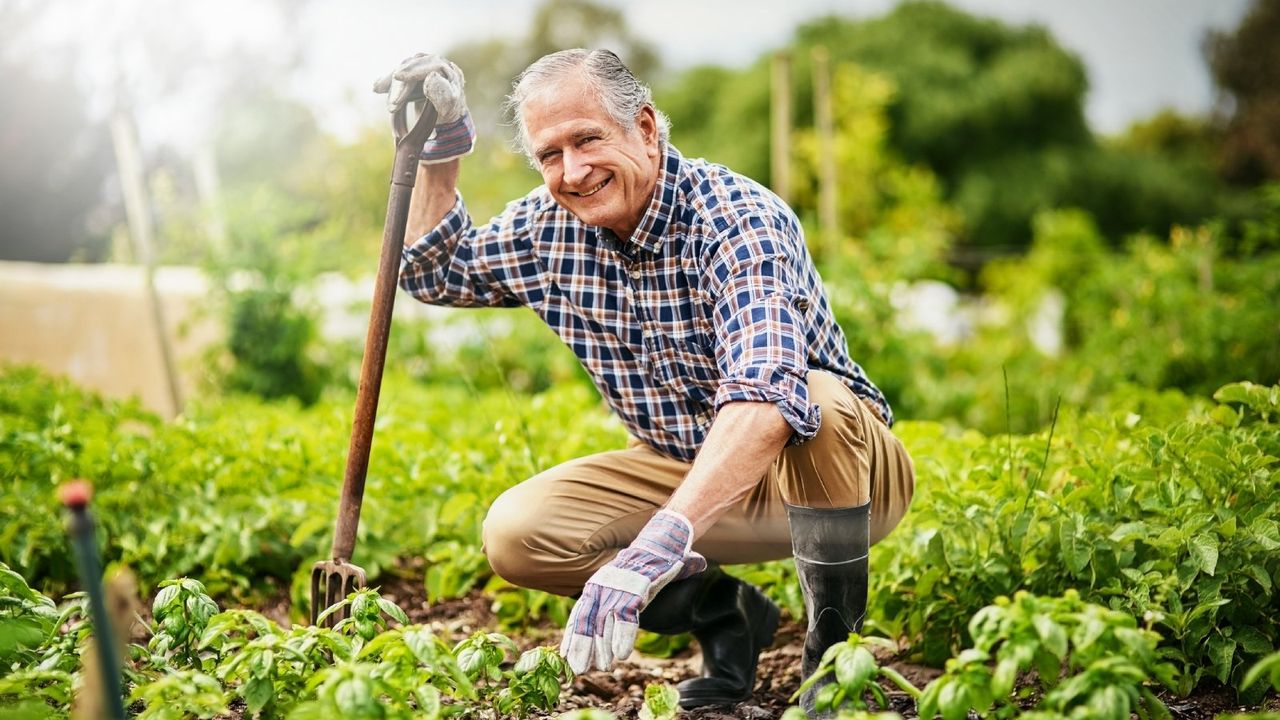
[505,48,671,161]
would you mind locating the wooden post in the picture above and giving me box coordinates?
[813,46,839,260]
[770,51,792,204]
[192,141,227,249]
[109,100,184,417]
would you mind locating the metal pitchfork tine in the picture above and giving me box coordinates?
[310,94,438,626]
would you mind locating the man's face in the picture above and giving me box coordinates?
[523,73,662,239]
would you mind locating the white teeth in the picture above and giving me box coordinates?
[578,179,608,197]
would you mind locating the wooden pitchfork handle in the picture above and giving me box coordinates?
[327,99,439,566]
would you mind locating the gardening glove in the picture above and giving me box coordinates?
[372,53,475,164]
[560,509,708,674]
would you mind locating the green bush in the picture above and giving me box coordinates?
[875,381,1280,696]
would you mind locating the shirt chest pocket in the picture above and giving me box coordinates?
[647,331,718,402]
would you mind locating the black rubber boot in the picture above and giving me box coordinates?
[638,566,781,709]
[786,502,870,719]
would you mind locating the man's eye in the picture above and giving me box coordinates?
[539,151,562,164]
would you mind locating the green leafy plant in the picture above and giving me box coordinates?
[0,669,72,718]
[149,578,219,669]
[917,591,1175,720]
[314,588,408,642]
[782,710,904,720]
[0,562,59,671]
[289,661,421,720]
[496,646,570,715]
[638,683,681,720]
[1240,650,1280,694]
[129,669,225,720]
[359,625,474,701]
[453,631,518,685]
[793,634,920,713]
[558,710,620,720]
[870,381,1280,697]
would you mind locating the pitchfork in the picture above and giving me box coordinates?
[310,95,438,625]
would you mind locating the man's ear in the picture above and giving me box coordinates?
[636,106,659,148]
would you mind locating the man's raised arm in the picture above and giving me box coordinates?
[372,53,475,243]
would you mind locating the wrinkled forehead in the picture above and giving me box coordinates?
[521,74,620,139]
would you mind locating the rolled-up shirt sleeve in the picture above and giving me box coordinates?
[400,191,523,308]
[707,212,821,444]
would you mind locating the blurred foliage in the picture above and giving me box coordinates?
[798,105,1280,439]
[994,210,1280,396]
[659,0,1251,256]
[940,202,1280,433]
[447,0,659,136]
[790,64,962,273]
[1205,0,1280,185]
[197,189,331,406]
[0,1,114,262]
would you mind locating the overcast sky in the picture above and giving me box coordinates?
[23,0,1254,147]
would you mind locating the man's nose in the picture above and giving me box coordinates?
[563,149,591,186]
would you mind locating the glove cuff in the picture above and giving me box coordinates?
[419,112,475,164]
[634,509,696,561]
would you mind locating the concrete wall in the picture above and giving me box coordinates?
[0,261,220,417]
[0,262,456,418]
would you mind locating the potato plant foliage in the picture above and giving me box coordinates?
[1,369,1278,717]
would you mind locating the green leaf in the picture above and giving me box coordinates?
[1188,535,1219,576]
[938,680,968,720]
[1033,614,1068,659]
[834,646,878,692]
[376,598,408,625]
[243,676,272,714]
[153,584,180,615]
[1059,520,1091,574]
[1207,636,1237,684]
[414,686,442,720]
[1233,627,1273,656]
[992,657,1018,698]
[1213,382,1255,405]
[335,675,373,714]
[0,617,49,655]
[1241,651,1280,691]
[440,493,478,525]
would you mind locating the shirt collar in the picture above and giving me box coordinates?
[618,142,681,254]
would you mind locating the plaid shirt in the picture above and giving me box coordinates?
[401,144,892,462]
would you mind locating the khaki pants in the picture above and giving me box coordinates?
[482,371,915,597]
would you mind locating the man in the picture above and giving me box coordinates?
[375,49,914,715]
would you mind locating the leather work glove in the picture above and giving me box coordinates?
[372,53,475,164]
[560,509,708,674]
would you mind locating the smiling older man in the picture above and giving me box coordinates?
[376,49,915,715]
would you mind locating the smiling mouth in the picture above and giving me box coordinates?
[571,177,610,197]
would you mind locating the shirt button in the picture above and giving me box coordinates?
[629,268,641,280]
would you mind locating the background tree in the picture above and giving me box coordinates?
[448,0,659,138]
[1205,0,1280,184]
[661,0,1238,261]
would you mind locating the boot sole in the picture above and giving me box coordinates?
[678,594,781,709]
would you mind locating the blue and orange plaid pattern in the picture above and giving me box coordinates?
[401,143,892,461]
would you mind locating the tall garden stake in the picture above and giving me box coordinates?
[59,480,127,720]
[310,98,439,625]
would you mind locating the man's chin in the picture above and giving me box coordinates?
[559,203,614,230]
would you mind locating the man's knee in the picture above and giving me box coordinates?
[481,484,545,590]
[774,372,872,508]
